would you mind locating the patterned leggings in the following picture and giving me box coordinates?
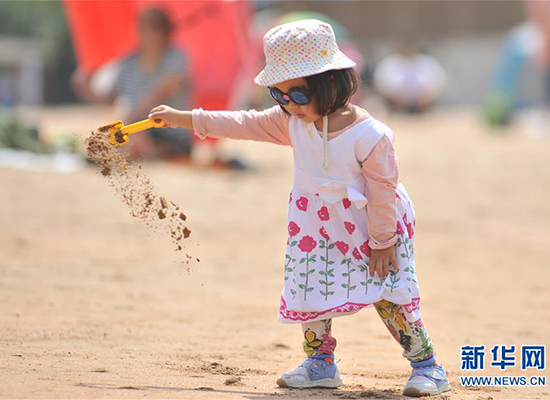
[302,300,435,364]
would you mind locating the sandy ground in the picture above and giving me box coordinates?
[1,106,549,399]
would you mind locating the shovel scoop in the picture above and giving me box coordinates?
[97,119,165,146]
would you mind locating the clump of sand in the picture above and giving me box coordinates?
[84,127,192,263]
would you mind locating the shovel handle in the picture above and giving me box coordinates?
[121,119,165,135]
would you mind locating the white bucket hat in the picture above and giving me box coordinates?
[254,19,357,87]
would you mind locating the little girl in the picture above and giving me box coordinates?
[148,19,451,397]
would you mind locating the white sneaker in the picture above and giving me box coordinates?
[276,354,343,389]
[403,363,451,397]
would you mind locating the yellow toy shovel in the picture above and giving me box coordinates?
[97,119,165,146]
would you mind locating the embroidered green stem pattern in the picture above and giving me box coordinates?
[299,253,316,300]
[341,257,356,299]
[319,238,335,301]
[359,261,373,295]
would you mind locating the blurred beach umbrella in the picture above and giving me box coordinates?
[63,1,257,110]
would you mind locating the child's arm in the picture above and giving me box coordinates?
[148,105,291,146]
[360,134,399,279]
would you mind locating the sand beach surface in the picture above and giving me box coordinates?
[1,106,549,399]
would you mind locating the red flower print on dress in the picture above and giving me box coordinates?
[296,196,308,211]
[297,236,318,301]
[342,198,351,209]
[289,192,293,204]
[298,235,317,253]
[319,227,329,239]
[288,221,301,237]
[352,247,362,260]
[396,221,405,235]
[317,206,330,221]
[396,192,401,200]
[334,241,349,256]
[403,213,414,239]
[344,221,356,235]
[406,222,413,238]
[360,240,371,257]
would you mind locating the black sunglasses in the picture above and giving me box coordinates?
[269,86,311,106]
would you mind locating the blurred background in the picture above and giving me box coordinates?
[1,1,549,399]
[0,0,548,168]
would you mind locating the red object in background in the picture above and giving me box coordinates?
[63,1,138,72]
[64,0,258,143]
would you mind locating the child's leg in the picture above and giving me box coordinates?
[374,299,451,396]
[373,299,435,363]
[301,319,337,357]
[276,319,341,388]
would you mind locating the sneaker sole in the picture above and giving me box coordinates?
[402,381,451,397]
[276,377,343,389]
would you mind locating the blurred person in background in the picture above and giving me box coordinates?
[483,0,550,127]
[71,7,192,160]
[526,0,550,69]
[373,41,446,114]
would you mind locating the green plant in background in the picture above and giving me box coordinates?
[0,113,48,153]
[482,91,514,127]
[0,1,66,41]
[0,0,78,104]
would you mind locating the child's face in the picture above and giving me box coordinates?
[272,78,321,123]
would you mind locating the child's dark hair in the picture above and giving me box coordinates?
[307,68,361,115]
[281,68,362,116]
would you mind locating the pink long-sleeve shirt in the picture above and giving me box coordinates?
[191,106,399,249]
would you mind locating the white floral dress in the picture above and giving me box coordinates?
[191,106,421,325]
[279,115,421,324]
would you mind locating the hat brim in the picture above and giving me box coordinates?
[254,50,357,87]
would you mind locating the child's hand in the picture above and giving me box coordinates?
[369,244,398,280]
[148,105,182,128]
